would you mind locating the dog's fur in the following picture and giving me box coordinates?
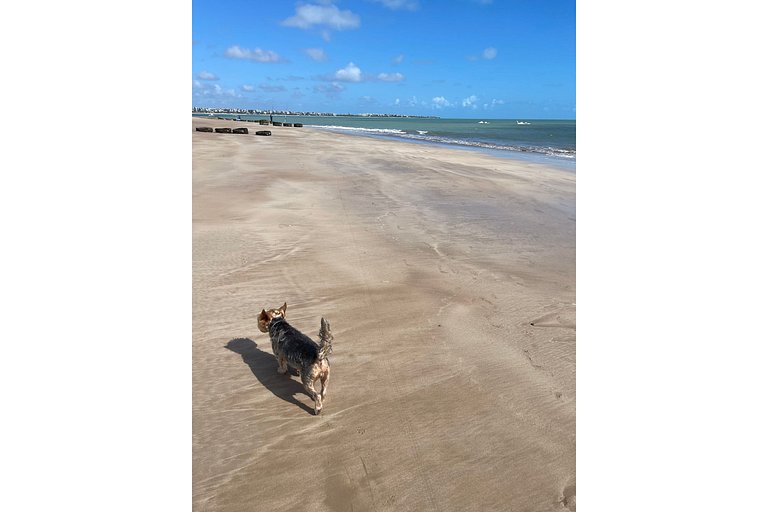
[258,303,332,415]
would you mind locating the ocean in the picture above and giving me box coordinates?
[193,114,576,170]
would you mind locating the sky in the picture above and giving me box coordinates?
[192,0,575,119]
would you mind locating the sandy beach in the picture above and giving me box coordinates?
[192,116,575,511]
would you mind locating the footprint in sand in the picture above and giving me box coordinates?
[559,483,576,511]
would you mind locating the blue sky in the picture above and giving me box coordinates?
[192,0,575,119]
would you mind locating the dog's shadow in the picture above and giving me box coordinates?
[225,338,314,415]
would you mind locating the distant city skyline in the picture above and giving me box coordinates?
[192,106,439,118]
[192,0,575,119]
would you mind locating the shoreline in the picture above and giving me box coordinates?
[193,116,575,511]
[308,125,577,172]
[192,113,576,171]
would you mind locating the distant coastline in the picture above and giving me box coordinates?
[192,107,438,119]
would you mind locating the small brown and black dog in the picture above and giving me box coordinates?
[258,303,332,415]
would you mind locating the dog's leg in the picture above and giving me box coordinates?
[319,362,330,401]
[277,355,288,375]
[301,369,322,415]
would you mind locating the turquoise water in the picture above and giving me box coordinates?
[194,114,576,170]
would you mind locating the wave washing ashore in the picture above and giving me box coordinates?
[194,114,576,170]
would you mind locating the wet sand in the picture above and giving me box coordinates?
[192,116,576,511]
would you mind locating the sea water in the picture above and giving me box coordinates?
[195,115,576,171]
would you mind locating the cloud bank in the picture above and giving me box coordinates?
[378,72,404,82]
[281,4,361,30]
[320,63,405,83]
[225,46,283,63]
[196,71,219,80]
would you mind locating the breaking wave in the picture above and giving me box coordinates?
[312,124,575,160]
[312,125,407,135]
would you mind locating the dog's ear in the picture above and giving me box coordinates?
[257,309,270,333]
[280,302,287,316]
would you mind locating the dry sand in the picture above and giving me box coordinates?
[192,116,576,511]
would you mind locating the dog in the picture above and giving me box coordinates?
[257,303,332,415]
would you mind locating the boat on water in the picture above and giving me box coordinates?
[516,121,531,125]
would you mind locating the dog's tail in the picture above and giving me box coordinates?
[318,317,333,360]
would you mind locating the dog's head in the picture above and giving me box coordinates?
[258,302,287,333]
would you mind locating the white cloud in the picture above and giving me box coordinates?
[482,47,498,60]
[372,0,419,10]
[334,62,362,82]
[242,84,255,92]
[304,48,328,61]
[392,54,404,65]
[197,71,219,80]
[193,81,240,98]
[377,72,404,82]
[321,66,404,83]
[281,4,361,30]
[225,45,283,63]
[462,95,479,108]
[432,96,451,108]
[395,98,400,105]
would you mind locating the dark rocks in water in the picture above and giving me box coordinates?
[259,120,270,125]
[196,127,213,132]
[293,123,303,127]
[283,123,293,127]
[214,127,232,133]
[232,127,249,134]
[255,130,272,136]
[272,121,283,126]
